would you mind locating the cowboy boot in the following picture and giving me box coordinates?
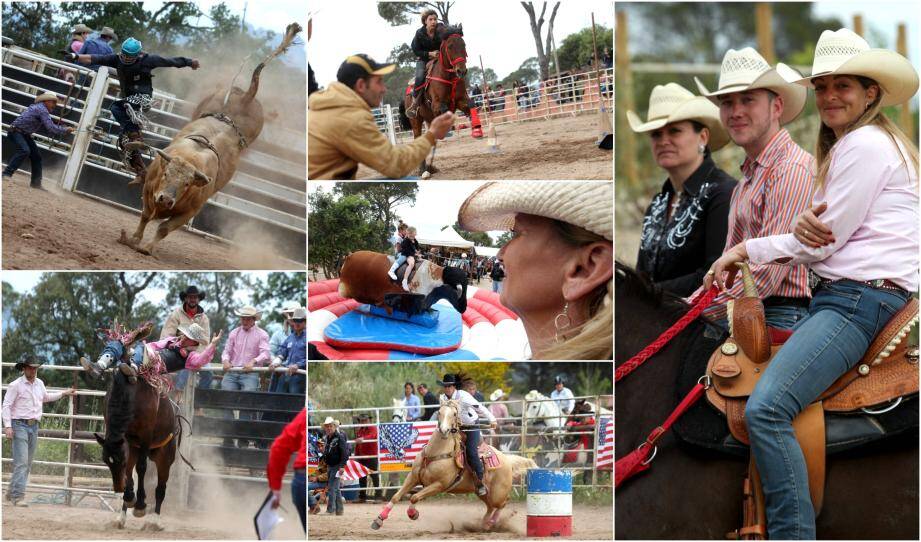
[79,356,104,378]
[124,132,148,185]
[406,91,421,119]
[118,361,138,384]
[475,476,488,496]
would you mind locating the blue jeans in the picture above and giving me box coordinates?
[326,469,342,513]
[713,303,810,331]
[308,480,324,509]
[492,280,502,293]
[745,281,910,539]
[9,420,40,500]
[175,368,214,391]
[3,131,43,186]
[109,100,140,134]
[275,372,305,395]
[465,428,484,480]
[292,471,306,531]
[413,60,426,96]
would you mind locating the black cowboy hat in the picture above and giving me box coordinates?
[15,357,44,371]
[358,412,371,421]
[179,285,206,301]
[437,373,459,386]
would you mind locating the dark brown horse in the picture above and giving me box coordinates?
[615,263,918,539]
[94,351,187,532]
[403,24,471,176]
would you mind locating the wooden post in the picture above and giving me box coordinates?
[852,14,864,36]
[896,23,914,140]
[615,10,638,189]
[755,3,775,64]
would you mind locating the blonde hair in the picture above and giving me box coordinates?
[539,221,613,361]
[815,76,919,189]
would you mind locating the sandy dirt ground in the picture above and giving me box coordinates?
[308,500,612,540]
[1,498,303,540]
[358,114,612,180]
[2,173,300,270]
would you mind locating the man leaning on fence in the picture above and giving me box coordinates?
[2,358,75,507]
[270,307,306,395]
[308,54,455,180]
[221,305,271,448]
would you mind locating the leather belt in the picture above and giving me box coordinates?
[13,419,38,426]
[763,296,810,308]
[810,271,907,295]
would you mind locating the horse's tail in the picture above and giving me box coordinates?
[505,454,538,481]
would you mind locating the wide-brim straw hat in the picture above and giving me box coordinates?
[291,307,307,320]
[100,27,118,40]
[322,416,340,426]
[281,301,300,315]
[627,82,730,151]
[34,92,59,104]
[489,389,505,402]
[72,23,93,35]
[694,47,807,125]
[458,182,612,242]
[234,305,261,318]
[782,28,919,107]
[176,323,209,345]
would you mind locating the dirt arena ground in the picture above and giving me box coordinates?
[1,497,303,539]
[2,173,300,270]
[308,500,613,540]
[358,114,612,180]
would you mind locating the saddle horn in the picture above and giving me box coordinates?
[736,262,757,298]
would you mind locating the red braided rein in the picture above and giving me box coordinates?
[615,285,719,382]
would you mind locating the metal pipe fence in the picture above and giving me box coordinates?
[308,394,613,491]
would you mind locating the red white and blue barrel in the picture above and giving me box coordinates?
[526,469,573,537]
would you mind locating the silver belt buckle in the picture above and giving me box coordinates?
[808,270,822,291]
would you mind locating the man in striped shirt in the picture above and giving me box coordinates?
[694,48,816,328]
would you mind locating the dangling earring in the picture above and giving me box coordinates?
[554,302,571,342]
[698,144,706,155]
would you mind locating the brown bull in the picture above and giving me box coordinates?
[118,23,301,256]
[338,250,468,313]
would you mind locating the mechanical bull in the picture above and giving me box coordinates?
[118,23,301,256]
[338,251,468,314]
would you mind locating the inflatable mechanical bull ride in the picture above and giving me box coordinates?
[118,23,301,256]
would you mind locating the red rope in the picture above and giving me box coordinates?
[614,381,707,487]
[615,285,719,382]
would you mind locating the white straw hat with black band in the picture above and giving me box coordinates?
[627,82,730,151]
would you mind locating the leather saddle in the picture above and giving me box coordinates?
[455,439,502,472]
[391,258,424,287]
[704,264,919,539]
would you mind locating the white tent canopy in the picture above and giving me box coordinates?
[415,225,474,249]
[474,246,500,258]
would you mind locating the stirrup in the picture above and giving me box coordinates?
[475,482,488,496]
[80,356,102,377]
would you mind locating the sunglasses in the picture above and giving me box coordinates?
[291,318,306,323]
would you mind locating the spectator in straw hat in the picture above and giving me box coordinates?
[2,93,73,189]
[628,83,736,297]
[690,46,815,330]
[220,305,271,447]
[705,28,919,540]
[308,53,455,180]
[321,416,349,515]
[79,26,117,73]
[68,23,93,58]
[2,358,75,506]
[162,285,212,394]
[269,302,300,393]
[271,307,306,395]
[458,182,613,360]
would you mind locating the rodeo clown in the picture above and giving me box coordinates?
[437,373,497,496]
[81,322,221,385]
[64,37,200,184]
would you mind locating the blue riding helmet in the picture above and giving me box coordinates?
[119,37,142,61]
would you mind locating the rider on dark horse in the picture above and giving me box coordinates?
[406,9,444,119]
[82,322,220,385]
[437,373,497,497]
[64,38,200,184]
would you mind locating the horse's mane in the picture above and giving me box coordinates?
[615,261,695,322]
[439,24,463,39]
[105,371,136,446]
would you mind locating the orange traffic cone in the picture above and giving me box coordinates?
[469,107,484,139]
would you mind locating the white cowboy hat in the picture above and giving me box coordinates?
[291,307,307,319]
[458,182,612,242]
[176,323,209,345]
[627,82,730,151]
[34,92,60,104]
[281,302,300,315]
[784,28,919,107]
[694,47,807,125]
[234,305,261,318]
[489,389,505,402]
[322,416,339,426]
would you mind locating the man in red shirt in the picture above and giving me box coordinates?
[353,412,379,503]
[267,408,306,531]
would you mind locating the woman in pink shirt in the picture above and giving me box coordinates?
[705,29,918,539]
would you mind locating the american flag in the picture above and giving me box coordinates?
[378,421,438,472]
[596,416,614,470]
[308,431,321,472]
[340,459,371,481]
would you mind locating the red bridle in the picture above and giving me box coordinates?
[439,34,467,72]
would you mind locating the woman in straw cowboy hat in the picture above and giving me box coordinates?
[705,28,919,539]
[459,182,613,360]
[628,82,736,296]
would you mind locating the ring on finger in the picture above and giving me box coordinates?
[706,269,715,276]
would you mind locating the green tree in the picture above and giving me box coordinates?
[494,231,514,248]
[501,57,540,87]
[158,273,253,349]
[251,272,307,325]
[556,25,613,72]
[335,182,419,246]
[378,1,454,27]
[467,66,498,88]
[308,189,383,278]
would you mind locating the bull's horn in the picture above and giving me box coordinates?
[735,262,758,297]
[154,148,172,163]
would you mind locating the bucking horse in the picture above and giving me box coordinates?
[402,24,471,177]
[118,22,301,256]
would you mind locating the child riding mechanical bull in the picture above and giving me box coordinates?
[64,38,200,185]
[81,320,221,386]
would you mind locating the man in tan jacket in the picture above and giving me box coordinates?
[162,285,212,393]
[308,54,455,179]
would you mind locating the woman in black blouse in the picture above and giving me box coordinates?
[627,82,737,296]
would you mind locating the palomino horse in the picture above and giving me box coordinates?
[93,338,187,531]
[371,400,536,531]
[403,24,471,176]
[615,263,918,539]
[338,250,468,313]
